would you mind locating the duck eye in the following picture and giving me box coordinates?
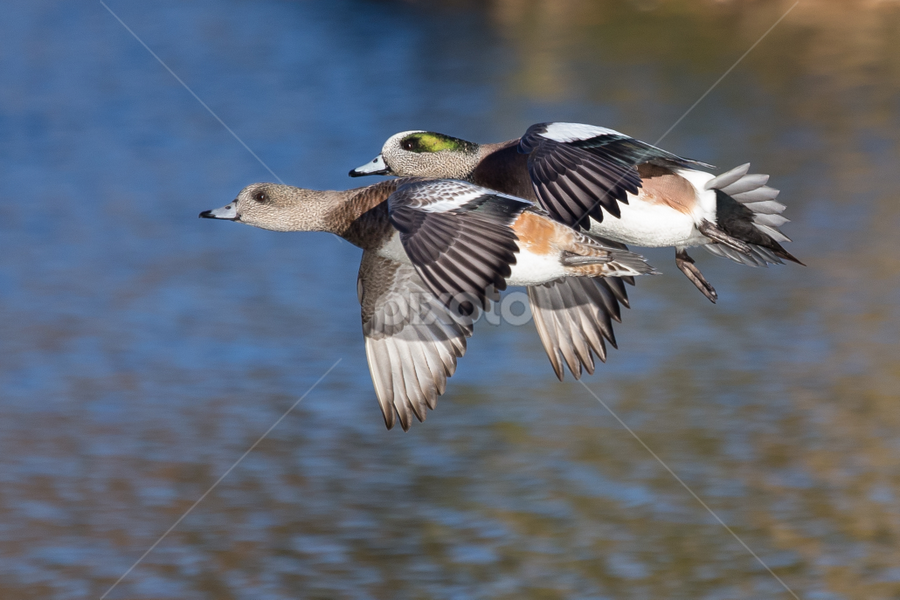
[401,139,416,151]
[253,191,268,203]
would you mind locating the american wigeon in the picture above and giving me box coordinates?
[201,178,655,430]
[350,122,803,303]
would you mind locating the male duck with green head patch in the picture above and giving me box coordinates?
[350,122,803,304]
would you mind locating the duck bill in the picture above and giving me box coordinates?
[199,201,238,220]
[349,154,392,177]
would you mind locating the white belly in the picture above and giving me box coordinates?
[589,195,707,248]
[507,248,565,287]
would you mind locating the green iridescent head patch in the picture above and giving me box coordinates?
[399,132,477,154]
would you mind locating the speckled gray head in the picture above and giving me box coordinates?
[200,182,336,232]
[350,130,481,180]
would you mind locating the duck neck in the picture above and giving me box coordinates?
[328,179,401,250]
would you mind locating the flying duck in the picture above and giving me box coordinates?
[200,178,655,430]
[350,122,803,303]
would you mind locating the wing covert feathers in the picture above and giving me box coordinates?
[389,180,530,317]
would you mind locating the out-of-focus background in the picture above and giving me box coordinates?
[2,1,899,598]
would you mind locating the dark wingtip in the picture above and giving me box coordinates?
[382,408,396,430]
[780,249,805,266]
[582,359,595,376]
[550,358,565,382]
[349,167,391,178]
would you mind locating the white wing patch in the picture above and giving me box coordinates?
[541,122,624,143]
[407,180,486,213]
[405,180,530,213]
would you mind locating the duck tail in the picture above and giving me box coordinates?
[561,232,659,278]
[702,163,804,267]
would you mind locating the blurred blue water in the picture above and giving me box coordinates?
[2,1,900,599]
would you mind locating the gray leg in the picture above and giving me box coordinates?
[675,249,717,303]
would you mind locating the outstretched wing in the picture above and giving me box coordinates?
[519,122,713,228]
[388,179,530,317]
[359,251,473,431]
[528,276,633,381]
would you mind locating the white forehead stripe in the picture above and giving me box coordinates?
[385,130,425,151]
[541,122,623,143]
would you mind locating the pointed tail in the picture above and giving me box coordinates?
[703,163,803,267]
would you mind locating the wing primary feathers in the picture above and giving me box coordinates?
[359,252,471,431]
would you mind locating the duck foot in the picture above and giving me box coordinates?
[676,250,717,303]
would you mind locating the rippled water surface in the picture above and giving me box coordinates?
[2,1,900,598]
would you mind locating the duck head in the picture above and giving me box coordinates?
[349,130,480,179]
